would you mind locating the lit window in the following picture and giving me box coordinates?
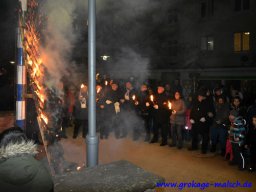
[234,32,250,52]
[201,36,214,51]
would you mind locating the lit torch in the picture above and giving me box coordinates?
[150,95,154,102]
[97,87,101,94]
[105,80,108,86]
[168,101,172,110]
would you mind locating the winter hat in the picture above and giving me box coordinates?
[0,127,27,148]
[230,110,239,118]
[197,89,207,97]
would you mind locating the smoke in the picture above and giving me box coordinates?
[108,47,150,83]
[40,0,81,91]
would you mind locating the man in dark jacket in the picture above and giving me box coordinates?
[104,81,123,138]
[137,83,151,141]
[0,127,53,192]
[73,84,88,138]
[210,96,230,155]
[189,89,210,154]
[150,83,171,146]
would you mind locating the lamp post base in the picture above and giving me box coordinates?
[86,135,99,167]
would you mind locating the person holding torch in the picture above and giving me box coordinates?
[169,91,186,149]
[150,83,171,146]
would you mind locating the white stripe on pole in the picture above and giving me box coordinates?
[17,28,23,48]
[19,0,27,12]
[16,101,26,120]
[17,66,26,85]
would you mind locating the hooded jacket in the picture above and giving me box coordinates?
[0,141,53,192]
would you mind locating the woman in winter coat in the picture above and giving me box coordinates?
[0,127,53,192]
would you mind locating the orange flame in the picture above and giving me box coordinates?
[150,95,154,102]
[168,101,172,110]
[40,113,48,125]
[97,87,101,94]
[132,95,136,101]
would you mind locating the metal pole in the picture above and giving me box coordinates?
[16,23,26,129]
[86,0,99,167]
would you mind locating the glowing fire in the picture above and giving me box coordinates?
[97,87,101,94]
[132,95,136,101]
[105,81,108,86]
[150,95,154,102]
[168,101,172,110]
[40,113,48,125]
[81,84,85,89]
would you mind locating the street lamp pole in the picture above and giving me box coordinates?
[86,0,99,167]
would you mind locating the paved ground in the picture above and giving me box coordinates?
[59,130,256,192]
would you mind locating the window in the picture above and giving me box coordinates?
[234,32,250,52]
[235,0,250,11]
[201,36,214,51]
[201,2,206,18]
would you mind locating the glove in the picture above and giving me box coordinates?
[200,117,206,122]
[190,119,195,124]
[208,112,214,118]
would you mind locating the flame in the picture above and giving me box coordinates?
[97,87,101,94]
[40,113,48,124]
[81,84,85,89]
[105,81,108,86]
[150,95,154,102]
[132,95,136,101]
[77,166,81,171]
[28,60,33,66]
[168,101,172,110]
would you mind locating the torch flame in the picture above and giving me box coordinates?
[77,166,81,171]
[132,95,136,101]
[97,87,101,94]
[105,81,108,86]
[168,101,172,110]
[150,95,154,102]
[81,84,85,89]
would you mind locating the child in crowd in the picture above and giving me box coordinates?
[228,113,247,170]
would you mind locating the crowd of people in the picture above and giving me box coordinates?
[60,78,256,173]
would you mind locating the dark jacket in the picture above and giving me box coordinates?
[73,94,88,120]
[153,93,171,122]
[214,102,230,125]
[105,89,122,115]
[0,141,53,192]
[245,126,256,147]
[190,99,210,132]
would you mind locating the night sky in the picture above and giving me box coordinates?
[0,0,18,66]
